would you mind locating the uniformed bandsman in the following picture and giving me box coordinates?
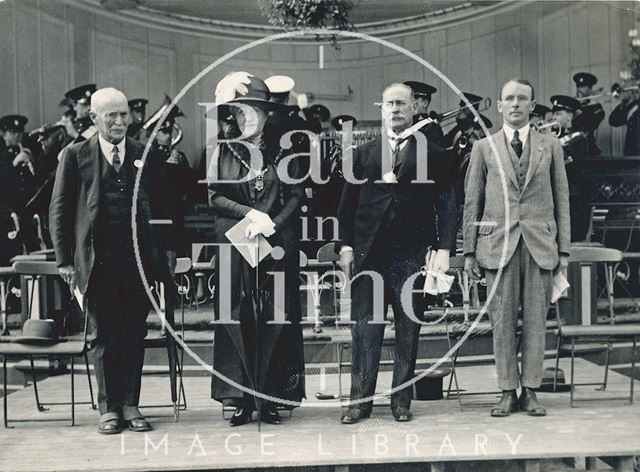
[0,114,39,252]
[609,85,640,156]
[307,104,330,135]
[530,104,551,129]
[25,123,66,217]
[148,104,196,272]
[572,72,605,156]
[442,92,484,149]
[63,83,98,144]
[403,80,445,146]
[127,98,149,141]
[551,95,590,241]
[264,75,311,149]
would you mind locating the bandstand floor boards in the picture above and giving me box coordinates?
[1,358,638,472]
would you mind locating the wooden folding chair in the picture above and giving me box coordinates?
[1,260,95,428]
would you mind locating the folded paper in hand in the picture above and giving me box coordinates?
[225,216,273,268]
[424,270,455,295]
[551,271,570,303]
[423,250,454,295]
[73,286,84,311]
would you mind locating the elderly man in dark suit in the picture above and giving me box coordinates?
[50,87,168,435]
[337,83,457,424]
[463,78,570,417]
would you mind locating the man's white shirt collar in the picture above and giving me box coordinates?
[98,134,126,166]
[387,127,412,152]
[503,122,530,148]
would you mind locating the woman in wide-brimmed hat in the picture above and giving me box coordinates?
[208,72,306,426]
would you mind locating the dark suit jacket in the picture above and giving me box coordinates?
[49,135,166,294]
[337,134,457,274]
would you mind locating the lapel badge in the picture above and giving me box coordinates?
[134,159,143,169]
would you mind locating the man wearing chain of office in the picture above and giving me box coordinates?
[336,83,457,424]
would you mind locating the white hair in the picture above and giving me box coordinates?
[382,83,415,101]
[90,87,128,113]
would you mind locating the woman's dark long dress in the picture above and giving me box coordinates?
[209,140,306,410]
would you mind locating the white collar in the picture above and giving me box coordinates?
[387,127,412,152]
[502,123,530,147]
[98,134,126,165]
[387,127,412,140]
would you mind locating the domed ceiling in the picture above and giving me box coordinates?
[103,0,499,28]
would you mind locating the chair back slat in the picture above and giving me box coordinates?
[568,245,623,264]
[12,260,60,276]
[316,242,339,263]
[175,257,192,275]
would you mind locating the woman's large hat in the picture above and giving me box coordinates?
[215,72,290,112]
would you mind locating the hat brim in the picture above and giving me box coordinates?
[222,98,292,113]
[552,106,574,113]
[12,336,65,345]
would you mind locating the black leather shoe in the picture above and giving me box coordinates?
[490,390,519,417]
[229,407,252,427]
[519,388,546,416]
[260,405,281,425]
[127,417,152,432]
[97,418,121,435]
[340,408,370,424]
[392,406,413,422]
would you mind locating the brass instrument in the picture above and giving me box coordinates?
[611,81,640,99]
[143,94,184,146]
[437,97,492,124]
[533,120,562,137]
[170,123,183,146]
[574,87,609,104]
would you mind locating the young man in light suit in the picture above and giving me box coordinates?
[463,79,571,417]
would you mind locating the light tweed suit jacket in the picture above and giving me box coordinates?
[462,127,571,270]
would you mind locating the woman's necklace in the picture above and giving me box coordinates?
[227,141,269,191]
[226,140,285,192]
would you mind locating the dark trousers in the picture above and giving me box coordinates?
[348,250,425,413]
[87,260,150,416]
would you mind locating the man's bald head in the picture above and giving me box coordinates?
[90,87,128,114]
[89,87,129,143]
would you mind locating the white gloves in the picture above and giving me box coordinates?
[13,147,34,174]
[246,209,276,238]
[215,71,253,104]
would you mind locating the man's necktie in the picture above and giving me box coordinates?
[112,145,121,173]
[511,130,523,158]
[391,136,407,167]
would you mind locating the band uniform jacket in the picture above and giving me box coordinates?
[462,128,571,270]
[49,135,167,295]
[609,99,640,156]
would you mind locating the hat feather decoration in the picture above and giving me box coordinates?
[215,72,254,104]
